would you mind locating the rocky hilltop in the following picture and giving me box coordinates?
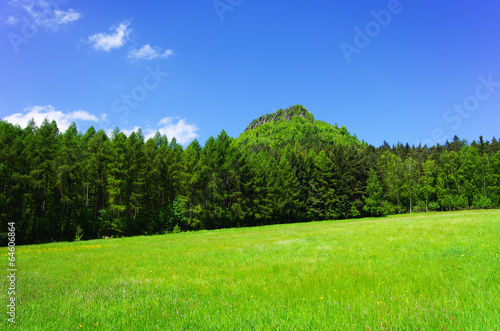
[237,105,362,149]
[244,105,314,132]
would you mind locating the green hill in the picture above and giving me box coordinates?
[235,105,363,150]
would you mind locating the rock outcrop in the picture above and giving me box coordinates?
[244,105,313,132]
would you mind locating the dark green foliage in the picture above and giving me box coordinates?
[363,169,383,216]
[1,105,498,244]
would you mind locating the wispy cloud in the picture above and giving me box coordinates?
[87,20,132,52]
[3,105,103,132]
[128,44,174,61]
[52,9,80,25]
[7,0,81,30]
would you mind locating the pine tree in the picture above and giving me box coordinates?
[276,152,299,222]
[314,150,338,219]
[86,129,110,237]
[141,137,159,232]
[125,131,145,227]
[106,128,128,235]
[179,139,201,228]
[28,118,59,242]
[56,122,83,239]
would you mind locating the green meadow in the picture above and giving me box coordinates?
[2,210,499,330]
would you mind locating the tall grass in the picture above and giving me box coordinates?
[2,210,499,330]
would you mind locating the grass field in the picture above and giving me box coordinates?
[2,210,499,330]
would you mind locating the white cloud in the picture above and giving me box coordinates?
[67,110,99,122]
[119,117,199,145]
[128,44,174,61]
[53,9,81,25]
[87,20,131,52]
[3,105,102,132]
[158,116,175,126]
[11,0,81,30]
[151,117,199,145]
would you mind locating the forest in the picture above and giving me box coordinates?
[1,105,499,245]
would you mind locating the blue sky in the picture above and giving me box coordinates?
[1,0,499,147]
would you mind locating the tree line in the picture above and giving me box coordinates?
[1,118,499,245]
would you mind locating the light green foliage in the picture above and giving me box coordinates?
[2,210,498,329]
[236,105,363,150]
[380,151,404,212]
